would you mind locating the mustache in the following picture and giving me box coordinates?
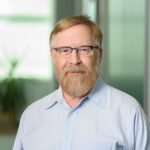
[64,65,88,74]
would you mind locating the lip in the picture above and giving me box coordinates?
[68,71,84,75]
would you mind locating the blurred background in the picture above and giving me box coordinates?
[0,0,150,149]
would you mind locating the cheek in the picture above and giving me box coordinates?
[53,58,67,72]
[82,58,97,71]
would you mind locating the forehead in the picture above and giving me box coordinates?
[51,24,93,47]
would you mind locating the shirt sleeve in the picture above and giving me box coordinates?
[134,105,150,150]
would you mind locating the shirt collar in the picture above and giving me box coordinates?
[88,76,107,108]
[45,86,66,110]
[45,76,107,110]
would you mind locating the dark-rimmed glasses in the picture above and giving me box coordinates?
[52,45,99,57]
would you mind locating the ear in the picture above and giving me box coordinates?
[98,48,103,64]
[50,48,56,64]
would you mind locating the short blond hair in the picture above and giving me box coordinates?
[50,15,103,47]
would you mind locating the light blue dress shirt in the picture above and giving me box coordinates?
[13,77,150,150]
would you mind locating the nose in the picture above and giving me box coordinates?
[69,49,81,65]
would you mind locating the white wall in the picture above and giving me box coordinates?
[145,0,150,120]
[148,0,150,119]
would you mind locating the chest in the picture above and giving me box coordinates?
[22,106,132,150]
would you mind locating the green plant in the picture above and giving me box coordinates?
[0,56,26,127]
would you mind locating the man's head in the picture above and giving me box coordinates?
[50,15,103,97]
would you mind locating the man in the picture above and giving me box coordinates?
[13,15,150,150]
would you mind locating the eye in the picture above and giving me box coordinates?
[60,48,70,53]
[80,47,88,51]
[79,47,90,53]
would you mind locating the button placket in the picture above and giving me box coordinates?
[60,111,78,150]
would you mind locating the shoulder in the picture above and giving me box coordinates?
[105,84,141,113]
[105,84,150,128]
[22,89,58,117]
[105,84,150,149]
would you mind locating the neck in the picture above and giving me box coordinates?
[63,91,87,109]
